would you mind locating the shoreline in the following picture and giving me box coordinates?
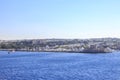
[0,49,112,54]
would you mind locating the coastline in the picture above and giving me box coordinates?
[0,49,112,54]
[0,38,119,54]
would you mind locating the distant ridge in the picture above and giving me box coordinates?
[0,38,120,53]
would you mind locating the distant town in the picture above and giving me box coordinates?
[0,38,120,53]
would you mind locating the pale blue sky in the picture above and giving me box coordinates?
[0,0,120,40]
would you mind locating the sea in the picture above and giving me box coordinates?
[0,51,120,80]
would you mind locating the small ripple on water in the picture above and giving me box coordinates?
[0,51,120,80]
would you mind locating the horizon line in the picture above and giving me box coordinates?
[0,37,120,41]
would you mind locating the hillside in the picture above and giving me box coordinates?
[0,38,120,53]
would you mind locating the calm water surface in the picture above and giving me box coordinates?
[0,51,120,80]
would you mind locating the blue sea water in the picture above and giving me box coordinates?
[0,51,120,80]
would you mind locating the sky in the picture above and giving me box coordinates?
[0,0,120,40]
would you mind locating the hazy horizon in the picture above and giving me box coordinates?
[0,0,120,40]
[0,37,120,41]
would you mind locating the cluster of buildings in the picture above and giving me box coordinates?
[0,38,120,53]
